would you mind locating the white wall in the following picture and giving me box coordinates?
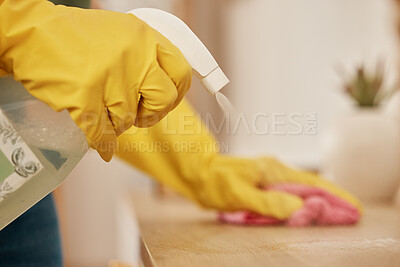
[220,0,399,167]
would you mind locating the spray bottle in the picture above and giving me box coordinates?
[0,8,231,230]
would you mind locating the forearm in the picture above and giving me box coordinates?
[116,99,220,202]
[0,0,57,72]
[0,0,88,76]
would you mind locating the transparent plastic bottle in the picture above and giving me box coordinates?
[0,77,88,230]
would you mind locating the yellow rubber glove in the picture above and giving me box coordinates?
[117,99,362,220]
[0,0,192,161]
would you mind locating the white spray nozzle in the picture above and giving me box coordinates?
[128,8,229,95]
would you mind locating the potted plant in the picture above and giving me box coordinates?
[322,63,400,203]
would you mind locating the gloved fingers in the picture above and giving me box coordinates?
[225,180,304,219]
[106,90,140,138]
[71,107,117,162]
[255,157,362,213]
[134,64,179,127]
[155,30,192,110]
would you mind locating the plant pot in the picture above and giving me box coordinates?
[321,108,400,203]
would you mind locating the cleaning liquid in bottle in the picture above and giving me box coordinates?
[0,77,88,230]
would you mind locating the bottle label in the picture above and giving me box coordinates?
[0,109,43,202]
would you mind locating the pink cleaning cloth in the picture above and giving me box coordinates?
[218,183,360,227]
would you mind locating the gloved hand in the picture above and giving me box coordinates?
[0,0,192,161]
[219,183,360,226]
[116,99,362,220]
[190,156,362,219]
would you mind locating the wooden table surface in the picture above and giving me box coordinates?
[130,193,400,267]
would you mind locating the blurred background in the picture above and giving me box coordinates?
[53,0,400,266]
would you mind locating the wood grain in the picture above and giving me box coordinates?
[129,193,400,267]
